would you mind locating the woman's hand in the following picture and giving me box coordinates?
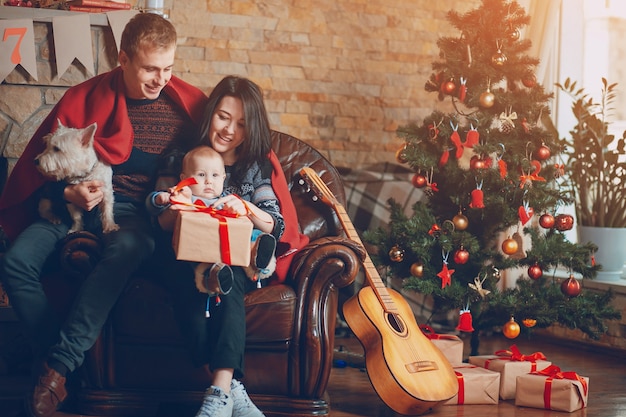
[64,181,104,211]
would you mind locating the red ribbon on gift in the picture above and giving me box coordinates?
[454,371,465,404]
[532,364,588,410]
[494,344,547,362]
[170,178,241,265]
[419,325,460,340]
[484,344,546,370]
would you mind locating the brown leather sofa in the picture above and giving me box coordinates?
[52,131,365,417]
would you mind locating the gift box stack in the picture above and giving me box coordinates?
[420,326,501,406]
[468,344,589,412]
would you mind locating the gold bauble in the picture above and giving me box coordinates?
[410,262,424,277]
[388,245,405,262]
[503,317,521,339]
[452,212,468,231]
[395,146,408,164]
[479,91,495,108]
[491,51,508,67]
[501,237,518,255]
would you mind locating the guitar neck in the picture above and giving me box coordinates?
[333,204,398,313]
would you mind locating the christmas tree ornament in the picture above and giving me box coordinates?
[388,245,405,262]
[458,77,467,102]
[451,124,480,170]
[442,79,456,95]
[410,262,424,278]
[536,143,551,160]
[468,274,491,298]
[518,200,534,225]
[491,40,507,67]
[561,275,581,297]
[539,213,555,229]
[452,211,469,230]
[522,318,537,328]
[522,73,536,88]
[555,213,574,231]
[499,106,517,133]
[510,231,526,259]
[508,27,520,42]
[428,224,442,238]
[501,236,518,255]
[395,145,408,164]
[479,88,495,108]
[423,168,439,197]
[554,163,565,178]
[453,246,469,264]
[428,118,443,141]
[469,181,485,208]
[528,263,543,280]
[456,307,475,332]
[411,173,427,188]
[519,159,546,188]
[436,251,454,288]
[502,317,521,339]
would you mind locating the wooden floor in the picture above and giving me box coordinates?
[1,330,625,417]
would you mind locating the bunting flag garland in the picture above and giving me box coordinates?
[0,11,137,83]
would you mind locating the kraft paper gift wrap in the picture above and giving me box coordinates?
[420,325,464,364]
[515,365,589,412]
[468,344,551,400]
[443,364,500,405]
[173,210,253,266]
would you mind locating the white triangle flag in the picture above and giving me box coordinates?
[0,19,37,82]
[52,14,94,78]
[107,10,139,55]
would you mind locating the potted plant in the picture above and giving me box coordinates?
[556,77,626,281]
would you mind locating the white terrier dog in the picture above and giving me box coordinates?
[35,119,119,234]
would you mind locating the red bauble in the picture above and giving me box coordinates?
[412,173,427,188]
[528,264,543,280]
[555,214,574,231]
[539,213,555,229]
[470,156,487,170]
[441,80,456,95]
[561,275,581,297]
[536,144,551,160]
[453,247,469,264]
[522,74,536,88]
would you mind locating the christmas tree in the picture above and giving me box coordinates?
[365,0,621,354]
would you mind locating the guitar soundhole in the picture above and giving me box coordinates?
[386,313,407,336]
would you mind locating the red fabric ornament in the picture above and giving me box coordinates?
[456,308,474,332]
[518,201,534,225]
[458,77,467,103]
[469,186,484,209]
[439,148,450,167]
[437,252,454,288]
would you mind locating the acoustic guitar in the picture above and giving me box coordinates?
[299,167,458,415]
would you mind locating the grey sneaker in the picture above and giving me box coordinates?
[195,386,234,417]
[230,379,265,417]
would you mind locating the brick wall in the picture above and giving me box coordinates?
[0,1,480,172]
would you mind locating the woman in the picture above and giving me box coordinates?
[156,76,307,417]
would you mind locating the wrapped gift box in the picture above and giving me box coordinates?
[468,345,551,400]
[172,210,253,266]
[443,365,500,405]
[420,325,464,364]
[515,365,589,412]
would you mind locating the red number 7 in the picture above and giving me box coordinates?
[3,27,27,65]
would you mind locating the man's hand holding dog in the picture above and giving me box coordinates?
[64,180,104,211]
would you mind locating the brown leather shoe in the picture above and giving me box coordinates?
[27,363,67,417]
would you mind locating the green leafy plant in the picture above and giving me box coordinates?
[556,78,626,227]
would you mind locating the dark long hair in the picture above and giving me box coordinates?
[197,76,272,184]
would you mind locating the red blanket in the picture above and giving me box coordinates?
[0,68,307,283]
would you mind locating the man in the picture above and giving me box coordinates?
[0,12,207,417]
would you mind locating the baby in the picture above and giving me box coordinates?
[147,146,277,300]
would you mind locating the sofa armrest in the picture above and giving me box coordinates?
[286,236,366,397]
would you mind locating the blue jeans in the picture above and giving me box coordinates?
[0,202,154,372]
